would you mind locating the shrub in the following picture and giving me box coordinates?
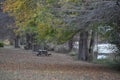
[0,42,4,47]
[69,51,76,56]
[54,45,69,53]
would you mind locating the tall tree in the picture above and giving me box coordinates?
[3,0,120,61]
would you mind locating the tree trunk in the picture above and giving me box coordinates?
[32,44,40,51]
[78,31,89,61]
[68,38,73,51]
[25,33,32,50]
[14,35,20,48]
[88,31,95,61]
[78,32,83,60]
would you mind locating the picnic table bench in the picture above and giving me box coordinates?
[36,49,51,56]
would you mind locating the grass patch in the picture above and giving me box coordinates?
[69,51,76,56]
[0,41,4,47]
[93,59,120,71]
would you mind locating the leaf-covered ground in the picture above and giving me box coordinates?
[0,48,120,80]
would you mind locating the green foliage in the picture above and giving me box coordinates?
[0,42,4,47]
[3,0,85,45]
[91,22,120,62]
[108,24,120,57]
[93,59,112,64]
[97,23,120,56]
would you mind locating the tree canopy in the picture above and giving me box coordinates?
[3,0,120,44]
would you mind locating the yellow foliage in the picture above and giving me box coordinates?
[3,0,78,43]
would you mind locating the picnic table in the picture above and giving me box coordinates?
[36,49,51,56]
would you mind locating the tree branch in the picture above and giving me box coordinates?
[116,0,120,7]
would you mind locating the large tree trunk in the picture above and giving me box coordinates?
[88,31,96,61]
[78,31,89,61]
[14,35,20,48]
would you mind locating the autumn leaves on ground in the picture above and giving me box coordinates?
[0,48,120,80]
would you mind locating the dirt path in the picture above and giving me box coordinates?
[0,48,120,80]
